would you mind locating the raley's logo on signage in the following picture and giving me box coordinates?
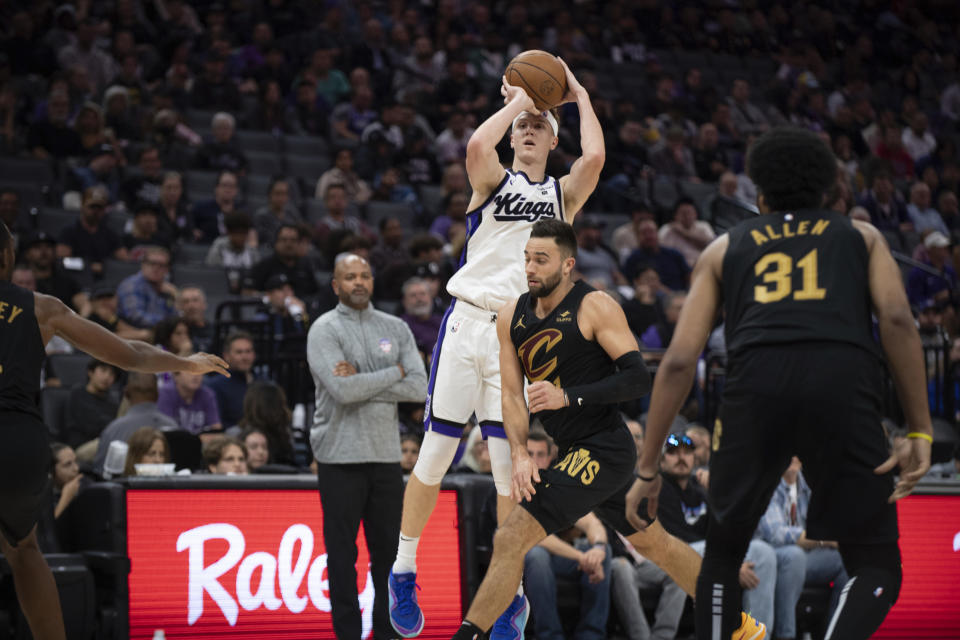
[126,489,463,639]
[176,523,375,633]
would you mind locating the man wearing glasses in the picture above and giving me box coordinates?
[655,432,777,631]
[117,246,177,328]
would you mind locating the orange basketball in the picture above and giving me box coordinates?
[505,50,567,112]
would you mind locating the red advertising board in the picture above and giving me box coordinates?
[126,488,960,639]
[873,494,960,638]
[127,489,462,639]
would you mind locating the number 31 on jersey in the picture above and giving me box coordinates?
[754,249,827,303]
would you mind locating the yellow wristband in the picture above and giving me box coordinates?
[906,432,933,443]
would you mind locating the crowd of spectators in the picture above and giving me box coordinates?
[7,0,960,636]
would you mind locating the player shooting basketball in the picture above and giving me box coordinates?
[388,55,605,639]
[391,54,765,640]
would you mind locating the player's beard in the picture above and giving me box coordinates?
[529,267,563,299]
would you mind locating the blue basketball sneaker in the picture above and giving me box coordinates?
[388,569,425,637]
[490,594,529,640]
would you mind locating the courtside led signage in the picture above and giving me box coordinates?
[127,489,462,639]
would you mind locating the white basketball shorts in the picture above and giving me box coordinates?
[424,298,505,439]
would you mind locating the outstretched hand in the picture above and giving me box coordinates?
[625,473,662,531]
[875,435,931,502]
[501,75,536,113]
[186,353,231,378]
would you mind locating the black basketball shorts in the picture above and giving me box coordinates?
[521,423,638,535]
[0,412,52,546]
[708,342,899,544]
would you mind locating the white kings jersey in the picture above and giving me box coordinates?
[447,169,565,311]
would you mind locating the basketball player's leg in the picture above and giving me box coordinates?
[623,520,702,595]
[822,542,901,640]
[399,432,462,546]
[472,327,532,638]
[478,332,515,526]
[0,416,64,640]
[481,429,514,525]
[798,346,902,640]
[595,477,717,598]
[485,435,516,527]
[454,428,636,640]
[0,527,65,640]
[693,362,791,639]
[603,492,769,636]
[396,314,479,563]
[391,313,481,636]
[452,506,547,639]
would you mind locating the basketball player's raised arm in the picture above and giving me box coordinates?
[36,293,229,376]
[465,79,534,195]
[854,221,932,499]
[496,298,541,502]
[557,58,605,222]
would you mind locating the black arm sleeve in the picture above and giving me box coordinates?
[564,351,651,406]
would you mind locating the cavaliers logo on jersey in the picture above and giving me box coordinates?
[517,328,563,382]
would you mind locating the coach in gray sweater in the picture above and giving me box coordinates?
[307,253,427,640]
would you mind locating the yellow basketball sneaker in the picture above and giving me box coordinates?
[732,611,766,640]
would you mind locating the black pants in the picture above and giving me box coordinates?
[317,462,402,640]
[696,343,898,639]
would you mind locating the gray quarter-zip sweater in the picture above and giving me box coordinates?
[307,301,428,464]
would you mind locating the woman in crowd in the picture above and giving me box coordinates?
[237,381,295,466]
[51,442,81,518]
[122,427,170,476]
[241,427,270,471]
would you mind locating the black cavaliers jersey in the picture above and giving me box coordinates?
[510,280,620,449]
[0,281,44,418]
[722,209,878,358]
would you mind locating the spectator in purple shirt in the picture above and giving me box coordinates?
[158,369,222,437]
[399,277,443,362]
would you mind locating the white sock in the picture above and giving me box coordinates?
[393,533,420,573]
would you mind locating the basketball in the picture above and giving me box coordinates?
[505,50,567,112]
